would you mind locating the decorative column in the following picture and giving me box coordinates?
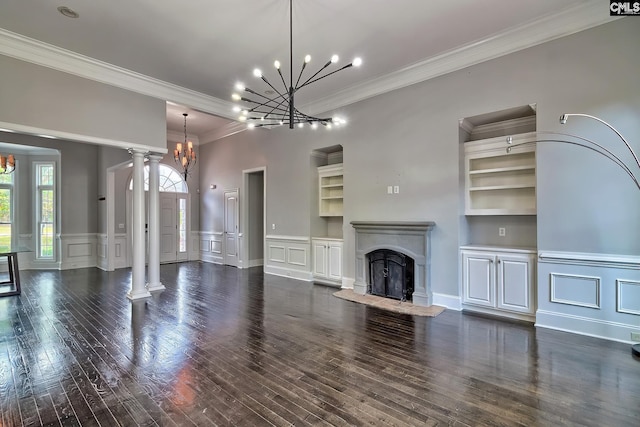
[146,154,165,292]
[127,149,151,301]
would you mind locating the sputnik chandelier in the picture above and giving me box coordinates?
[232,0,362,129]
[174,113,196,180]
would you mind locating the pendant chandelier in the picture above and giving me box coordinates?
[174,113,196,180]
[231,0,362,129]
[0,154,15,174]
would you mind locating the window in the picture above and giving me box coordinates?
[0,172,14,252]
[36,163,55,259]
[178,197,187,252]
[129,164,187,193]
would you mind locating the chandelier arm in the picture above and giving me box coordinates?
[296,60,333,90]
[276,68,289,93]
[298,63,353,90]
[294,62,308,89]
[509,138,640,191]
[562,113,640,170]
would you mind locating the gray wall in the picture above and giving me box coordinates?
[0,55,167,150]
[198,19,640,297]
[0,131,102,235]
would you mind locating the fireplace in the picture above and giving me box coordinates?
[368,249,414,301]
[352,221,435,307]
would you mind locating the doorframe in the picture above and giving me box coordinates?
[242,167,267,270]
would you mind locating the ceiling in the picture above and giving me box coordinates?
[0,0,610,141]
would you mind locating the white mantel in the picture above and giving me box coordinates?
[351,221,436,307]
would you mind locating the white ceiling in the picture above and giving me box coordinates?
[0,0,611,139]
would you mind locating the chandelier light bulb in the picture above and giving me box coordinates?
[235,82,245,91]
[248,123,255,129]
[231,93,241,101]
[326,123,332,129]
[311,122,318,129]
[298,122,304,128]
[305,55,311,63]
[239,116,247,122]
[274,60,281,69]
[242,110,249,116]
[253,68,262,78]
[331,55,339,63]
[353,57,362,67]
[232,106,241,112]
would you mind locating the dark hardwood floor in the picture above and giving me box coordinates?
[0,262,638,426]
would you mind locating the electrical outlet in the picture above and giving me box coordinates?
[393,185,399,194]
[387,186,393,194]
[499,227,506,237]
[272,223,276,230]
[631,332,640,342]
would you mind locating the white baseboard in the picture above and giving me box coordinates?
[536,309,639,344]
[264,265,313,282]
[201,252,223,265]
[432,293,462,311]
[247,258,264,268]
[341,277,355,289]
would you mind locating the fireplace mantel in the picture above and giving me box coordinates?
[351,221,435,307]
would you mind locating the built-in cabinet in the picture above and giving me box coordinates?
[461,246,536,321]
[318,163,343,217]
[312,238,343,285]
[464,132,536,215]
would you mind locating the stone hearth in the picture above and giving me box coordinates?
[351,221,435,307]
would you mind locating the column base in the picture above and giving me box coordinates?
[146,282,165,292]
[127,289,151,301]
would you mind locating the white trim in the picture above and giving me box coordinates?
[0,2,616,140]
[616,279,640,316]
[536,309,638,344]
[539,251,640,269]
[0,121,165,153]
[303,1,617,117]
[265,235,310,243]
[432,293,463,311]
[549,273,601,309]
[0,29,236,122]
[341,277,355,290]
[264,265,313,282]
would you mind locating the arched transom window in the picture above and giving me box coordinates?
[129,164,188,193]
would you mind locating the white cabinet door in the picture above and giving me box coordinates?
[312,240,328,278]
[327,242,343,281]
[462,251,495,307]
[497,254,535,314]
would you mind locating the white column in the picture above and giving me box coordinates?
[146,154,165,292]
[127,149,151,301]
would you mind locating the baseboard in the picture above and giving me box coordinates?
[432,293,462,311]
[264,265,313,282]
[201,252,223,265]
[247,259,264,268]
[341,277,355,289]
[535,309,638,344]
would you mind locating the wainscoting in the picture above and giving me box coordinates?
[199,231,224,264]
[264,235,313,281]
[537,251,640,343]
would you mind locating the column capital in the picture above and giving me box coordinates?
[128,148,148,157]
[146,153,164,162]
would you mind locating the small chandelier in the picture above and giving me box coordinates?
[174,113,196,180]
[231,0,362,129]
[0,154,15,174]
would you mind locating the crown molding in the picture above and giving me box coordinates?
[303,1,619,116]
[0,1,619,141]
[0,29,236,120]
[200,122,249,144]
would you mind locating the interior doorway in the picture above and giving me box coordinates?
[242,167,266,269]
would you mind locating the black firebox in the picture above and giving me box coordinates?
[367,249,414,301]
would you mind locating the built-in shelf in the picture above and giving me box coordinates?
[318,163,344,217]
[464,132,536,216]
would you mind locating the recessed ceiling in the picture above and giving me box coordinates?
[0,0,601,138]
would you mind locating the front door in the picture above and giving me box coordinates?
[224,190,239,267]
[160,193,177,263]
